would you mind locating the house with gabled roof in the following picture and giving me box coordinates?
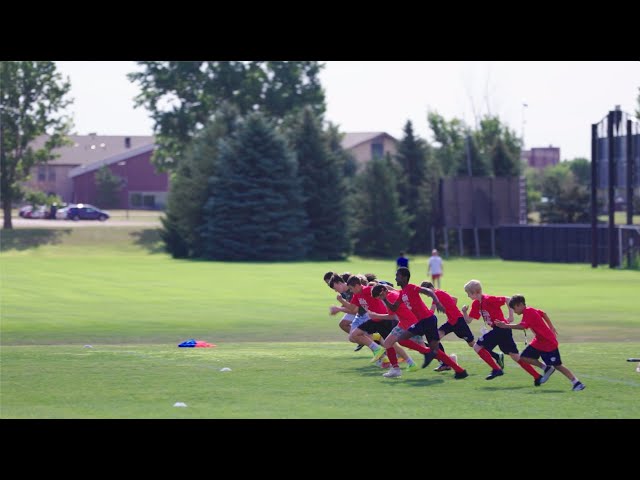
[340,132,398,167]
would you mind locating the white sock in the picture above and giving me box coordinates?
[369,342,379,351]
[572,378,580,385]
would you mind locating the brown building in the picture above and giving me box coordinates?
[341,132,398,168]
[521,146,560,170]
[23,134,156,204]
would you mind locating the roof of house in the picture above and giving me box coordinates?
[31,134,155,166]
[341,132,397,150]
[69,143,156,178]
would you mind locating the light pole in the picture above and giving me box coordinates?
[521,101,528,149]
[118,160,129,220]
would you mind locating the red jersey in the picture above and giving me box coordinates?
[399,284,434,320]
[433,289,463,325]
[385,290,419,329]
[350,285,387,316]
[469,294,507,328]
[520,307,558,352]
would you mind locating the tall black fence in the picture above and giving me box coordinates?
[499,224,640,265]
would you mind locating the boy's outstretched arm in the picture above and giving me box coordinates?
[418,287,445,313]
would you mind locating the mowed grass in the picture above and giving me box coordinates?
[1,226,639,418]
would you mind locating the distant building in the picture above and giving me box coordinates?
[23,134,167,209]
[341,132,398,167]
[521,146,560,170]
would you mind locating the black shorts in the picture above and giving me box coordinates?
[521,345,562,366]
[476,328,519,355]
[359,319,397,338]
[407,315,440,343]
[439,317,475,342]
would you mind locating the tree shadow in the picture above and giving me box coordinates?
[0,228,71,252]
[129,228,165,254]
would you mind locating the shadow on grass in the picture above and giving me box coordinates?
[480,385,529,391]
[129,228,165,254]
[0,228,71,252]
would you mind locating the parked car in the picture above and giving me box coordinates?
[66,204,110,221]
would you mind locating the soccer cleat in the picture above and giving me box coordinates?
[454,369,469,379]
[534,376,543,387]
[434,363,452,372]
[354,344,364,352]
[382,367,402,378]
[370,347,387,363]
[485,369,504,380]
[539,365,556,384]
[572,381,586,391]
[497,353,505,370]
[421,350,437,369]
[405,363,420,372]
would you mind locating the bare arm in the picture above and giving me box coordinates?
[366,310,397,321]
[494,321,526,330]
[542,312,558,335]
[418,287,445,313]
[461,305,472,324]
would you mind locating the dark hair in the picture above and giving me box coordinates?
[323,271,334,283]
[340,272,352,283]
[371,284,387,298]
[328,274,345,289]
[508,294,526,309]
[347,275,363,287]
[364,273,377,282]
[396,267,410,281]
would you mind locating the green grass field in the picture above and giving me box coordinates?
[1,227,639,418]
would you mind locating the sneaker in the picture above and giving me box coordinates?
[534,375,543,387]
[485,369,504,380]
[354,344,364,352]
[405,363,420,372]
[572,381,586,391]
[421,350,437,369]
[383,367,402,378]
[370,347,387,363]
[496,353,505,370]
[539,365,556,384]
[434,363,452,372]
[454,369,469,379]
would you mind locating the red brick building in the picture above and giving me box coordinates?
[521,146,561,170]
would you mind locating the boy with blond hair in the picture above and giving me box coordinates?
[462,279,544,385]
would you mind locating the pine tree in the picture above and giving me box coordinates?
[288,107,350,260]
[200,113,310,261]
[396,121,433,253]
[352,157,412,257]
[161,103,239,258]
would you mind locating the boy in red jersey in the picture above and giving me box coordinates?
[421,280,504,372]
[370,268,468,376]
[495,295,585,391]
[462,279,543,384]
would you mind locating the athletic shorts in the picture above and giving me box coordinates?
[407,315,440,343]
[476,328,518,355]
[521,345,562,366]
[350,313,370,332]
[439,317,474,342]
[358,319,396,338]
[340,313,356,325]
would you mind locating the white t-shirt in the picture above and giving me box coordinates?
[428,256,443,275]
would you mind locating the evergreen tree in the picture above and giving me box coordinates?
[491,137,520,177]
[352,157,412,257]
[288,107,350,260]
[95,166,123,208]
[200,113,310,261]
[395,120,436,253]
[161,103,239,258]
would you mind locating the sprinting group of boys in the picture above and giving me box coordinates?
[324,268,585,392]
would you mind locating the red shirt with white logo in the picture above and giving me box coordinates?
[385,290,419,329]
[350,285,387,316]
[399,284,434,320]
[469,295,507,328]
[519,307,558,352]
